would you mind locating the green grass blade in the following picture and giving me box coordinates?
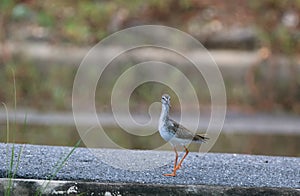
[12,113,27,180]
[12,68,16,125]
[2,102,12,196]
[2,103,9,143]
[35,126,95,196]
[4,67,19,196]
[35,139,82,196]
[35,125,95,195]
[5,143,14,196]
[3,103,10,179]
[11,67,17,144]
[12,145,25,179]
[4,68,18,196]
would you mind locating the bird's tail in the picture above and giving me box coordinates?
[193,134,209,143]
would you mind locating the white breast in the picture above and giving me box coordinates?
[159,125,174,142]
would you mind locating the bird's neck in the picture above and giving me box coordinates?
[160,103,169,123]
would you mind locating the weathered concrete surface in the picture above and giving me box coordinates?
[0,143,299,195]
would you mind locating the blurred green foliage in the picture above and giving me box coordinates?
[0,61,74,111]
[0,0,300,112]
[0,1,300,155]
[0,0,299,49]
[249,0,300,54]
[246,1,300,112]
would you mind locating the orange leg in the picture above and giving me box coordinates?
[174,146,189,171]
[164,147,178,177]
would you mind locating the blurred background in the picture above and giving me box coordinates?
[0,0,299,156]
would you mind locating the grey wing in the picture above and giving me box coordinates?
[169,119,196,139]
[169,119,209,142]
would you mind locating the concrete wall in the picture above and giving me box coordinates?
[0,143,299,195]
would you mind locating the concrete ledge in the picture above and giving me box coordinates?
[0,143,299,195]
[0,178,299,196]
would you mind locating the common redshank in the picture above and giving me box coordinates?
[158,94,209,176]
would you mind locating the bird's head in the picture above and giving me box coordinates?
[161,94,171,107]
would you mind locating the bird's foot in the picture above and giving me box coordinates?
[163,172,176,177]
[164,167,178,177]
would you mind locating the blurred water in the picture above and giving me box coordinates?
[1,110,299,156]
[1,124,299,157]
